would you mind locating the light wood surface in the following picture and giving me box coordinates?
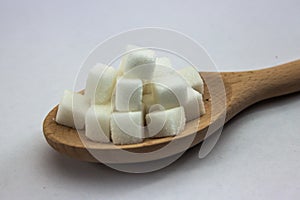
[43,60,300,163]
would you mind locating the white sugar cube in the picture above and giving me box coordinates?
[156,57,172,68]
[152,75,188,109]
[152,57,174,78]
[146,107,185,138]
[115,78,143,111]
[143,57,173,94]
[84,63,117,104]
[111,111,144,144]
[194,90,205,115]
[183,88,206,121]
[56,90,90,129]
[118,45,139,76]
[85,104,112,143]
[178,66,204,93]
[121,46,156,80]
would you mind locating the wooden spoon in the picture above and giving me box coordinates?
[43,60,300,163]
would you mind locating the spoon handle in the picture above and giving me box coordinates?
[222,60,300,121]
[249,60,300,101]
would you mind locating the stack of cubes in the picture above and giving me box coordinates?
[55,45,206,145]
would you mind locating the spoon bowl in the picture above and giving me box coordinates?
[43,60,300,163]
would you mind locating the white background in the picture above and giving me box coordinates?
[0,0,299,199]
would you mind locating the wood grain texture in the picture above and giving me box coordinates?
[43,60,300,163]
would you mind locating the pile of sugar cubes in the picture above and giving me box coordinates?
[55,45,206,145]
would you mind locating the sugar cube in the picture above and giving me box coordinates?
[183,88,206,121]
[85,104,112,143]
[178,66,204,93]
[56,90,90,129]
[143,57,173,94]
[146,107,185,138]
[152,74,188,109]
[85,63,117,104]
[115,78,143,111]
[121,46,156,80]
[118,45,139,76]
[111,111,144,144]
